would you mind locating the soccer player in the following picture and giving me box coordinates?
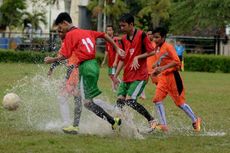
[175,40,185,71]
[112,13,157,131]
[146,30,158,85]
[151,27,201,132]
[101,25,119,91]
[47,29,82,134]
[44,12,125,131]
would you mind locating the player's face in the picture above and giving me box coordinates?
[57,29,65,40]
[57,21,69,34]
[153,32,165,46]
[106,27,114,37]
[119,22,132,34]
[147,31,153,41]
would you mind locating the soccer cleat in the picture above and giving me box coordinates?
[147,119,158,133]
[192,117,201,132]
[155,124,169,132]
[62,125,79,134]
[112,117,122,130]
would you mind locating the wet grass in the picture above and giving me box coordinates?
[0,63,230,153]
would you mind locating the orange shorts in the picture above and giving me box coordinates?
[153,71,185,106]
[64,68,79,95]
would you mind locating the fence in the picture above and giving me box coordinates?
[0,32,61,52]
[0,32,229,55]
[168,35,230,56]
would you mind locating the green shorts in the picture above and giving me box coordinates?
[117,80,147,100]
[108,67,116,75]
[79,59,101,100]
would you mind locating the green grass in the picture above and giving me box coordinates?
[0,63,230,153]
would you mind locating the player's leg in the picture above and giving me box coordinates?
[62,68,82,134]
[126,81,157,129]
[170,71,201,132]
[153,77,168,132]
[79,59,121,129]
[58,94,71,126]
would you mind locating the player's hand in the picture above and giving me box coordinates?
[111,76,120,90]
[131,56,140,70]
[112,62,117,68]
[152,66,163,76]
[117,48,126,58]
[44,57,55,64]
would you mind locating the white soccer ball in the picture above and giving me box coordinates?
[2,93,21,111]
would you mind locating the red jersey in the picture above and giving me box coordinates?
[60,29,105,65]
[58,42,78,66]
[120,29,154,82]
[155,41,181,75]
[105,37,119,67]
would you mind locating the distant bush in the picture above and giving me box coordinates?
[1,50,229,73]
[0,50,53,63]
[185,54,230,73]
[0,49,104,64]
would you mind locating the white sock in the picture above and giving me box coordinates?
[155,102,167,125]
[58,95,70,125]
[179,103,197,123]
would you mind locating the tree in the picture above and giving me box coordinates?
[137,0,171,31]
[0,0,26,33]
[22,11,47,33]
[87,0,128,31]
[170,0,230,36]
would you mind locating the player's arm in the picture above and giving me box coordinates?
[44,54,66,64]
[131,35,156,70]
[47,61,61,76]
[104,34,125,57]
[112,60,124,86]
[101,51,108,67]
[153,46,180,76]
[113,53,119,68]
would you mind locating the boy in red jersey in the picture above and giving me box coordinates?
[151,27,201,132]
[44,12,125,132]
[101,25,119,91]
[112,13,157,131]
[47,29,82,134]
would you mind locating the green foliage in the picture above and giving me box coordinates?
[0,0,27,31]
[0,49,105,64]
[0,50,51,63]
[170,0,230,35]
[185,54,230,73]
[137,0,171,30]
[22,11,47,31]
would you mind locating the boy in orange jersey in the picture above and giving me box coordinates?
[101,25,120,91]
[151,27,201,132]
[47,29,82,134]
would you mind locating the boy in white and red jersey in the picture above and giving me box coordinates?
[44,12,125,132]
[112,13,157,131]
[101,25,120,91]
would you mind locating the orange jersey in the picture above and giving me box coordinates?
[153,42,185,105]
[154,42,181,75]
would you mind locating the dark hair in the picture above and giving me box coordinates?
[153,27,168,38]
[106,25,114,29]
[120,13,134,24]
[55,12,72,25]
